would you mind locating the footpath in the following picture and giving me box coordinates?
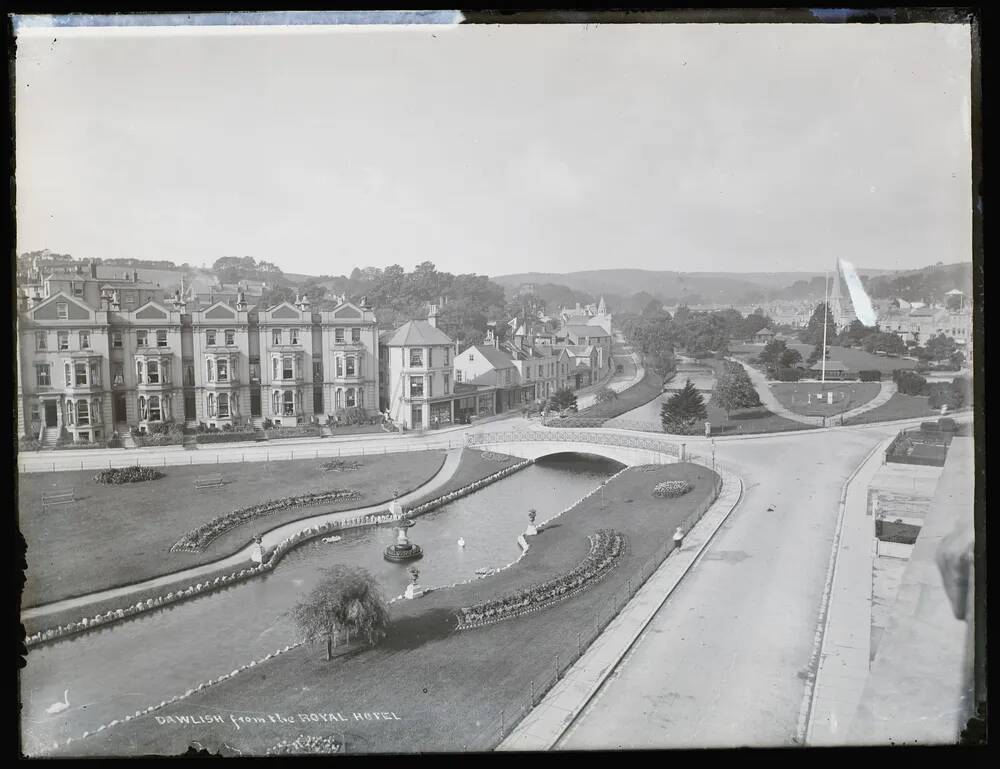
[497,463,744,751]
[21,448,465,624]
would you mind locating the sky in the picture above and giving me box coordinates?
[15,20,973,278]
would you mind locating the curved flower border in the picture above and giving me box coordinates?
[170,489,363,552]
[652,480,692,498]
[455,529,627,630]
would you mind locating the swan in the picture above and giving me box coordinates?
[46,690,70,714]
[322,535,342,544]
[457,538,466,548]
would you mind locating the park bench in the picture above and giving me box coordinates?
[194,474,224,490]
[42,489,75,512]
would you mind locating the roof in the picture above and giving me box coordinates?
[755,327,775,335]
[562,324,609,338]
[382,319,454,347]
[471,344,515,369]
[809,360,849,371]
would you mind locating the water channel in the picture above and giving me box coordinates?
[21,454,623,755]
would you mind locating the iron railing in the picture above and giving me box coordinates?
[466,429,681,458]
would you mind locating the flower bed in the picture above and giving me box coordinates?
[94,465,165,485]
[54,440,114,450]
[170,488,363,552]
[652,480,692,498]
[19,437,43,452]
[195,431,262,445]
[266,426,324,440]
[456,528,626,630]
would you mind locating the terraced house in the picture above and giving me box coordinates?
[17,289,381,445]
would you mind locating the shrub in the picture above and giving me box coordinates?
[595,387,618,404]
[652,480,692,498]
[94,465,165,485]
[19,436,42,452]
[773,366,804,382]
[858,369,882,382]
[893,369,928,396]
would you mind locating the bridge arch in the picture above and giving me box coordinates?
[467,429,686,467]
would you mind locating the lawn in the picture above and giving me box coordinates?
[62,462,719,756]
[703,403,813,436]
[842,392,943,425]
[404,449,524,511]
[559,368,664,425]
[19,451,447,608]
[786,344,918,375]
[770,381,881,417]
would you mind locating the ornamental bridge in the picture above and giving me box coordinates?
[465,429,694,468]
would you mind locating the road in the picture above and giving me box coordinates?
[557,424,898,750]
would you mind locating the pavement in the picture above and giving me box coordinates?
[497,463,744,751]
[21,447,465,623]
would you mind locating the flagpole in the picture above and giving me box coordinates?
[821,270,829,386]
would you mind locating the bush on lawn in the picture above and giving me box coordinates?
[652,480,692,498]
[893,369,928,396]
[94,465,165,485]
[19,436,42,452]
[858,369,882,382]
[927,376,972,410]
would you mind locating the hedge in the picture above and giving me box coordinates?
[195,431,264,444]
[858,369,882,382]
[773,367,805,382]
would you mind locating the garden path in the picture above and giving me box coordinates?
[834,381,898,424]
[729,358,825,427]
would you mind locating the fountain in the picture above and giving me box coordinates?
[384,521,423,562]
[404,566,424,599]
[525,509,538,537]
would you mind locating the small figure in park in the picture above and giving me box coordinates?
[404,566,423,599]
[525,509,538,537]
[672,526,684,551]
[250,535,264,565]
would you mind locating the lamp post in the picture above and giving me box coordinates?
[711,439,716,471]
[822,269,830,387]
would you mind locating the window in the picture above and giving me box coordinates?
[58,331,69,351]
[290,328,300,345]
[272,357,279,381]
[409,348,423,367]
[136,330,148,347]
[335,328,345,343]
[35,332,47,350]
[57,303,68,319]
[184,365,194,385]
[36,364,51,386]
[312,361,323,382]
[112,331,123,349]
[538,365,543,378]
[76,400,90,425]
[138,396,148,420]
[216,359,228,382]
[147,360,160,384]
[272,329,283,345]
[410,376,424,397]
[136,360,145,383]
[73,283,84,297]
[283,390,295,416]
[66,400,75,425]
[156,330,168,348]
[64,362,71,386]
[148,395,161,421]
[335,389,343,409]
[225,329,235,346]
[456,370,463,383]
[282,356,293,380]
[346,357,356,376]
[272,390,281,415]
[358,389,363,408]
[75,363,88,386]
[351,328,361,343]
[336,357,343,377]
[468,354,474,362]
[217,393,230,418]
[444,373,450,393]
[346,388,356,407]
[206,329,217,346]
[30,405,40,424]
[206,359,214,382]
[113,363,124,385]
[207,393,216,417]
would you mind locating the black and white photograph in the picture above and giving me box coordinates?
[13,10,983,756]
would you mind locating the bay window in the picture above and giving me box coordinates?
[138,396,148,421]
[136,360,145,383]
[66,400,74,425]
[75,362,87,386]
[112,331,123,348]
[334,389,343,409]
[216,358,228,382]
[283,390,295,416]
[272,390,281,415]
[217,393,230,418]
[64,362,71,386]
[147,360,160,384]
[148,395,161,421]
[207,393,216,417]
[282,356,293,380]
[336,357,343,377]
[76,400,90,425]
[93,399,102,422]
[206,359,215,382]
[345,388,356,407]
[345,357,356,376]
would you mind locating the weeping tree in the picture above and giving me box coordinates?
[548,388,578,412]
[290,565,390,660]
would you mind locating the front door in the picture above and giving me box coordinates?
[411,404,423,429]
[112,393,127,425]
[44,402,58,428]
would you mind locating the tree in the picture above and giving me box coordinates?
[661,380,708,434]
[548,388,578,412]
[595,387,618,404]
[807,343,829,365]
[923,333,958,363]
[290,566,390,660]
[893,369,927,396]
[780,347,803,368]
[862,331,906,356]
[759,339,790,370]
[713,361,761,417]
[641,298,665,317]
[801,303,836,346]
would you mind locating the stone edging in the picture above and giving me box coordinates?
[404,459,533,518]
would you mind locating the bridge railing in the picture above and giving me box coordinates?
[465,429,682,458]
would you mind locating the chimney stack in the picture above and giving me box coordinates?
[133,269,139,283]
[427,304,438,328]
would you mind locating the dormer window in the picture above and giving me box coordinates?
[56,303,68,320]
